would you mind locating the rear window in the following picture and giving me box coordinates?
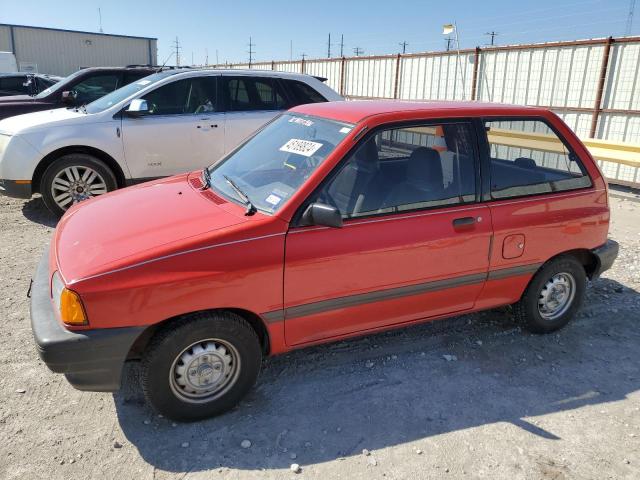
[484,119,591,199]
[284,80,327,106]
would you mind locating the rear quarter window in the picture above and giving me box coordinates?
[284,80,328,106]
[484,119,592,199]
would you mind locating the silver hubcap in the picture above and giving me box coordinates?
[538,272,576,321]
[51,166,108,210]
[169,339,240,404]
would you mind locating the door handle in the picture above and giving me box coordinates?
[452,216,476,228]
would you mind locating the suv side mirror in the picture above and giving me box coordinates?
[126,98,150,117]
[61,90,76,105]
[301,203,343,228]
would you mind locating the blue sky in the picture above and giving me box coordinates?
[1,0,636,65]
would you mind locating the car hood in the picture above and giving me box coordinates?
[54,173,258,284]
[0,107,87,135]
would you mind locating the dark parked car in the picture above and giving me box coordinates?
[0,66,157,120]
[0,73,62,97]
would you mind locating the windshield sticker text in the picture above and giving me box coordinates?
[280,139,323,157]
[339,127,352,134]
[288,117,314,127]
[265,194,282,206]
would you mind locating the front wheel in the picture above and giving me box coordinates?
[40,154,117,216]
[513,256,586,333]
[141,312,262,422]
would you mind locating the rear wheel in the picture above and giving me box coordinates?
[513,256,586,333]
[40,153,117,216]
[141,312,262,422]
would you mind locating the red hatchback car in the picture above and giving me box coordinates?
[31,101,618,421]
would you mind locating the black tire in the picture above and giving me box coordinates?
[141,311,262,422]
[40,153,117,217]
[513,256,586,334]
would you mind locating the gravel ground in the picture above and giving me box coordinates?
[0,194,638,480]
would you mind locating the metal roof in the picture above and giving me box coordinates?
[0,23,156,41]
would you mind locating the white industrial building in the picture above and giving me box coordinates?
[0,23,157,76]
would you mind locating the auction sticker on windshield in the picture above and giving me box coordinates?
[279,139,323,157]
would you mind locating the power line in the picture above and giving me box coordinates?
[248,36,255,67]
[353,46,364,56]
[485,31,499,45]
[626,0,636,35]
[399,41,408,54]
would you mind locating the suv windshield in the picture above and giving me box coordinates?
[208,113,353,214]
[35,69,85,99]
[85,71,178,114]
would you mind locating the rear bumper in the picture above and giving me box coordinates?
[591,239,619,279]
[0,179,32,199]
[29,249,144,392]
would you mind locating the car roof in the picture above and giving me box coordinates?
[163,68,322,81]
[290,100,549,124]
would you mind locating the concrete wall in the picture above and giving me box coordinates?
[0,24,156,76]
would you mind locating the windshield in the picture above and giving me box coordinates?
[85,71,177,114]
[208,113,353,214]
[34,69,85,99]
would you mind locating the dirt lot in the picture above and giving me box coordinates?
[0,194,638,480]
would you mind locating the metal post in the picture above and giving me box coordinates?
[340,56,346,96]
[271,60,275,71]
[590,36,613,138]
[393,53,402,99]
[471,46,481,101]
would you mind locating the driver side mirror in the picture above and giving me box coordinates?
[301,203,343,228]
[61,90,76,105]
[125,99,150,117]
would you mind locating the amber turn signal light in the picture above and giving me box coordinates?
[59,288,87,326]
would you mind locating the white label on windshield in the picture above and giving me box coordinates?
[289,117,314,127]
[280,139,323,157]
[339,127,352,134]
[136,80,151,86]
[265,194,282,206]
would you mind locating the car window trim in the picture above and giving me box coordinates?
[290,117,483,228]
[478,114,594,203]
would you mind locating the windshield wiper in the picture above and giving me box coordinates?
[223,175,257,216]
[201,167,212,190]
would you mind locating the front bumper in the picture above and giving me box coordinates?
[0,179,32,199]
[591,239,619,279]
[29,249,144,392]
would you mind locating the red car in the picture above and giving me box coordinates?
[31,101,618,421]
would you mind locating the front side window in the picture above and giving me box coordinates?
[208,113,353,214]
[485,119,591,199]
[73,74,120,104]
[314,122,477,219]
[141,77,217,115]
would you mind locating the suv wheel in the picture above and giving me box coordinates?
[40,153,117,216]
[141,311,262,422]
[513,256,586,333]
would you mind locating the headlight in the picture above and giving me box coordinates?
[51,271,87,326]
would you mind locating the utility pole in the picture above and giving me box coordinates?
[98,8,103,33]
[353,46,364,56]
[247,36,255,67]
[340,34,344,57]
[485,31,499,46]
[216,49,219,65]
[327,33,332,58]
[445,37,453,51]
[626,0,636,35]
[399,41,408,54]
[301,53,308,61]
[191,51,194,66]
[173,37,181,66]
[290,40,293,61]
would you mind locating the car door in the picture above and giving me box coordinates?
[222,76,287,154]
[120,75,225,179]
[283,120,492,346]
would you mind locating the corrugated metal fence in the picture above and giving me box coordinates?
[219,36,640,187]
